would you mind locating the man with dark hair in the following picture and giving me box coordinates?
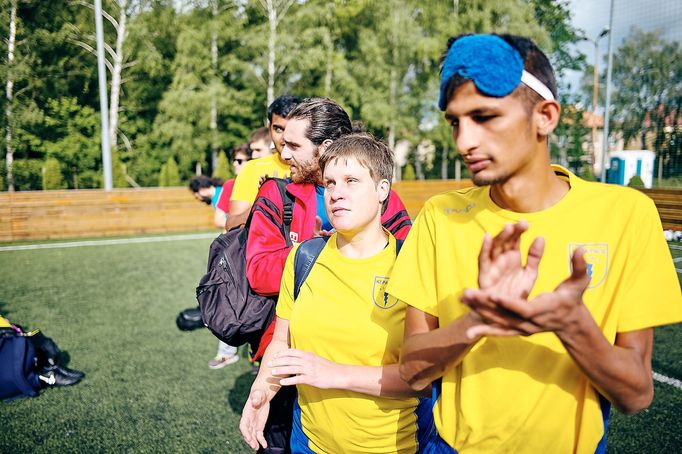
[387,33,682,453]
[226,96,301,231]
[242,97,412,453]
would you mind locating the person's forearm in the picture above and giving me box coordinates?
[400,312,481,390]
[250,338,289,401]
[557,306,653,414]
[225,210,249,231]
[331,363,429,398]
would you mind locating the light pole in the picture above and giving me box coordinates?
[600,0,616,183]
[584,27,609,176]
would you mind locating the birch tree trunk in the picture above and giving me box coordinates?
[210,0,218,172]
[260,0,295,109]
[266,0,277,108]
[5,0,17,192]
[108,0,128,152]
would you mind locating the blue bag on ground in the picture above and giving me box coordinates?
[0,330,41,400]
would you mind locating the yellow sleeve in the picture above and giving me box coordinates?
[230,162,258,203]
[617,195,682,331]
[386,201,440,316]
[276,244,300,321]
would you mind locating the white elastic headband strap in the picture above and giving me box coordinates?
[521,70,554,100]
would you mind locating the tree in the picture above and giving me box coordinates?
[212,150,232,180]
[158,155,180,186]
[610,28,682,181]
[42,157,67,189]
[42,97,101,189]
[402,163,416,181]
[4,0,17,191]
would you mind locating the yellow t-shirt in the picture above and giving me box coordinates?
[387,165,682,454]
[277,234,424,454]
[230,153,290,203]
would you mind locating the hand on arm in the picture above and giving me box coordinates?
[239,317,290,450]
[269,348,424,398]
[466,240,655,414]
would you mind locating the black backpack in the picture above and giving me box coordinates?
[196,178,293,350]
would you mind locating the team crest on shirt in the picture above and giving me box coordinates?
[372,276,398,309]
[290,231,299,243]
[568,243,608,288]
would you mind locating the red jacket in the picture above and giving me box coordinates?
[246,179,412,357]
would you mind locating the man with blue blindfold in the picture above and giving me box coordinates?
[388,34,682,453]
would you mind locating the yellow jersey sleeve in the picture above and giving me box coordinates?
[276,244,299,321]
[616,194,682,331]
[230,160,259,203]
[231,154,291,203]
[386,201,440,317]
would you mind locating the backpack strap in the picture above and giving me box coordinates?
[272,178,294,247]
[243,177,294,247]
[292,237,404,301]
[293,236,329,300]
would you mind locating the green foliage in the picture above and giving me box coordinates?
[402,163,416,181]
[0,0,592,190]
[159,156,181,187]
[42,97,101,189]
[213,150,233,180]
[11,159,43,191]
[610,29,682,180]
[627,175,645,188]
[42,157,67,190]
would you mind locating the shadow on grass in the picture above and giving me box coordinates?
[228,371,256,413]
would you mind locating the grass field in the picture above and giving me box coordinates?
[1,235,681,452]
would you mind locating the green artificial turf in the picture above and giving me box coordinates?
[1,237,253,452]
[1,237,681,452]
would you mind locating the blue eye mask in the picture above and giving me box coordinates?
[438,34,554,111]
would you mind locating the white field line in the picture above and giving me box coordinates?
[653,372,682,391]
[670,244,682,251]
[0,232,217,252]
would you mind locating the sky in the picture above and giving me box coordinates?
[564,0,682,97]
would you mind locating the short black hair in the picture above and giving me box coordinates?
[267,95,301,122]
[188,175,223,193]
[440,34,557,111]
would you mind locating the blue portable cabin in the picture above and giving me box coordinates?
[606,150,655,188]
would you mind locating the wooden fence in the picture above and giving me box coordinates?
[0,188,214,242]
[1,182,680,242]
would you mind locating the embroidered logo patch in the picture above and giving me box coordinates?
[373,276,398,309]
[568,243,608,289]
[290,231,299,243]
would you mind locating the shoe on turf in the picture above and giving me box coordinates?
[208,354,239,370]
[38,365,84,387]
